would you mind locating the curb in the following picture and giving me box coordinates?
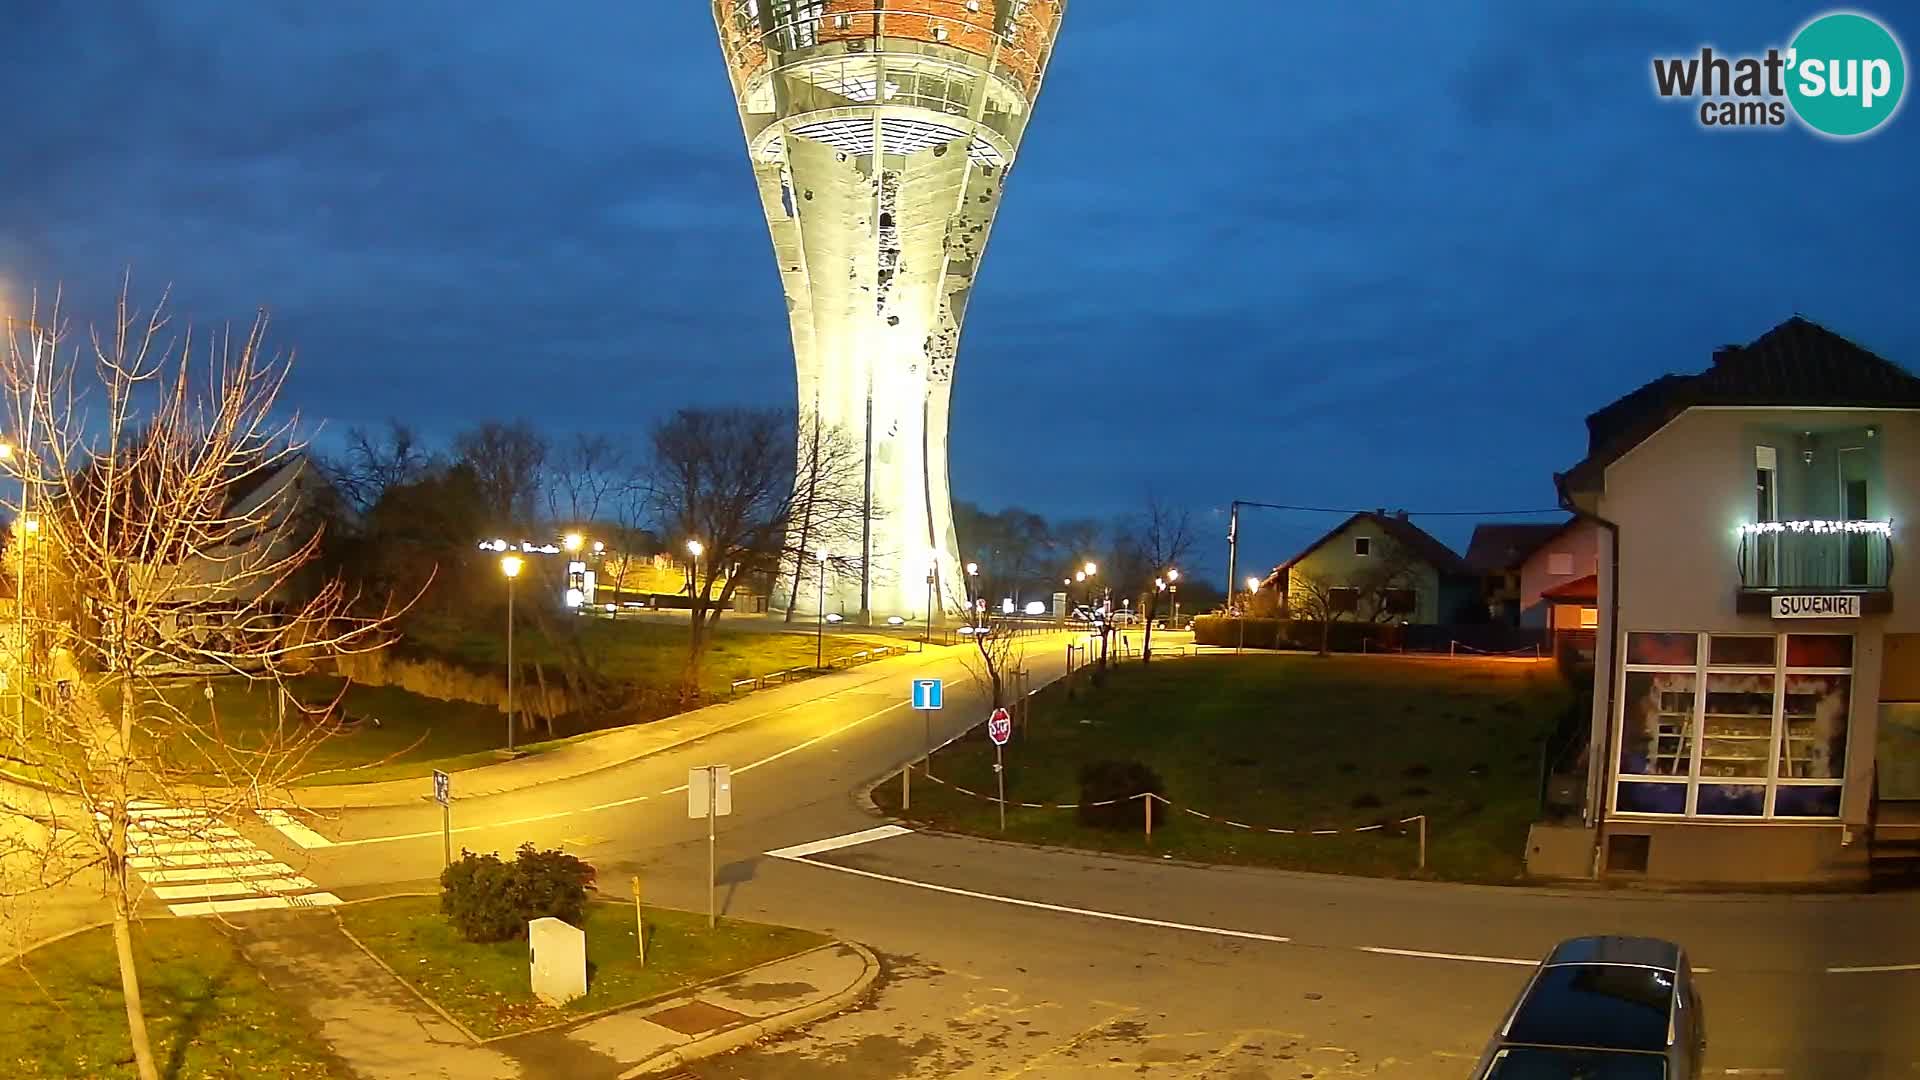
[616,941,881,1079]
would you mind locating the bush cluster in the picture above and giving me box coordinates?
[1076,759,1166,831]
[439,843,597,943]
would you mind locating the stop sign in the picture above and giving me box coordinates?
[987,707,1012,746]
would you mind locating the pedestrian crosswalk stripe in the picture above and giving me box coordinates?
[105,801,336,918]
[151,877,316,901]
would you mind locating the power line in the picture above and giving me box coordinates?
[1218,501,1565,519]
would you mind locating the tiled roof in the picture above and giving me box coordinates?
[1463,522,1570,573]
[1540,573,1598,602]
[1275,511,1473,578]
[1558,317,1920,497]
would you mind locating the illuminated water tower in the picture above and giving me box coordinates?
[713,1,1068,623]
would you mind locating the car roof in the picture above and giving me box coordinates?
[1485,1046,1667,1079]
[1544,936,1681,971]
[1503,962,1677,1054]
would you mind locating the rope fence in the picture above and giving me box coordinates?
[902,763,1429,870]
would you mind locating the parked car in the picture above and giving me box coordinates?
[1471,936,1705,1079]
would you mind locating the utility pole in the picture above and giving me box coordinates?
[1225,500,1240,615]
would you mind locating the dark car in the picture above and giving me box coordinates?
[1472,936,1705,1079]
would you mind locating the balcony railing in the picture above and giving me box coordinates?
[1737,520,1893,590]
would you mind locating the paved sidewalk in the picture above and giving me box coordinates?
[230,908,877,1080]
[289,642,973,810]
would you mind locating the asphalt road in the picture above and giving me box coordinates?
[23,632,1920,1077]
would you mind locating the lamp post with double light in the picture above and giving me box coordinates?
[965,561,980,630]
[501,554,523,751]
[1167,567,1180,627]
[1239,575,1260,654]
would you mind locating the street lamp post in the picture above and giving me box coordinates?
[814,549,827,669]
[924,550,937,647]
[685,539,703,596]
[965,562,979,630]
[501,554,524,751]
[1167,567,1180,628]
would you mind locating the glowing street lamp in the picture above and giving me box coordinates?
[1167,567,1180,626]
[1238,575,1260,655]
[563,532,584,553]
[965,561,980,628]
[685,539,704,594]
[501,554,523,751]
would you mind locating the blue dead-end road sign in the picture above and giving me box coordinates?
[912,678,943,710]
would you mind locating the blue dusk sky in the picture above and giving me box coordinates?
[0,2,1913,580]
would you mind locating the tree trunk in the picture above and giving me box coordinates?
[111,671,160,1080]
[681,605,708,703]
[112,904,160,1080]
[1141,598,1155,665]
[1319,618,1332,656]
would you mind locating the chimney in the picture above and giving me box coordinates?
[1395,509,1410,522]
[1374,507,1386,517]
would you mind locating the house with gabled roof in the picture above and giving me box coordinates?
[1553,315,1920,884]
[1266,510,1481,626]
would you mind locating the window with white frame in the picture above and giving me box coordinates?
[1614,631,1850,819]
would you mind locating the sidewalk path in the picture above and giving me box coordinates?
[229,908,875,1080]
[234,909,521,1079]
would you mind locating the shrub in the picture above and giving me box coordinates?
[439,843,598,943]
[1191,616,1283,649]
[1076,759,1165,831]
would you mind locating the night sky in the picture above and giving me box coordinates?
[0,3,1913,580]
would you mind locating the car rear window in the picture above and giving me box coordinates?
[1505,964,1674,1053]
[1486,1046,1666,1079]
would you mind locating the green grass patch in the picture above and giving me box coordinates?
[406,615,898,699]
[877,654,1571,882]
[0,921,343,1079]
[336,895,829,1038]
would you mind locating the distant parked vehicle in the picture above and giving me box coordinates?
[1471,936,1705,1079]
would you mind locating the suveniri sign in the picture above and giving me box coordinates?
[1772,594,1863,619]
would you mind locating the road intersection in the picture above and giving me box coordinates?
[16,632,1920,1076]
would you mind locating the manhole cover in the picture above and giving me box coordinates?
[646,1000,750,1035]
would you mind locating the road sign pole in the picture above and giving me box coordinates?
[995,743,1005,832]
[923,707,932,774]
[901,762,911,810]
[442,802,451,868]
[631,874,646,966]
[707,771,717,929]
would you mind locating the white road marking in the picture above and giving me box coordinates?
[257,809,334,849]
[765,825,912,860]
[151,876,316,901]
[770,849,1290,944]
[1828,962,1920,974]
[735,702,908,775]
[166,893,341,917]
[1358,946,1537,967]
[138,861,300,884]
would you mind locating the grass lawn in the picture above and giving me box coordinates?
[876,654,1572,882]
[337,896,828,1038]
[0,921,343,1079]
[111,676,545,787]
[406,615,899,700]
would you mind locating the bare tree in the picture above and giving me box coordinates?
[453,420,547,533]
[0,284,397,1080]
[544,432,632,529]
[1121,497,1195,664]
[1351,537,1423,624]
[1284,570,1352,655]
[646,408,863,701]
[328,419,432,514]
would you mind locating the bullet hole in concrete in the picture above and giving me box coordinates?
[879,212,894,228]
[804,190,814,200]
[933,144,948,157]
[887,315,900,326]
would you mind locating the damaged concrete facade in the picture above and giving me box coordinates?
[713,0,1067,621]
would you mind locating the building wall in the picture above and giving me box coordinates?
[1585,406,1920,880]
[711,1,1067,620]
[1287,520,1444,625]
[1517,520,1601,628]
